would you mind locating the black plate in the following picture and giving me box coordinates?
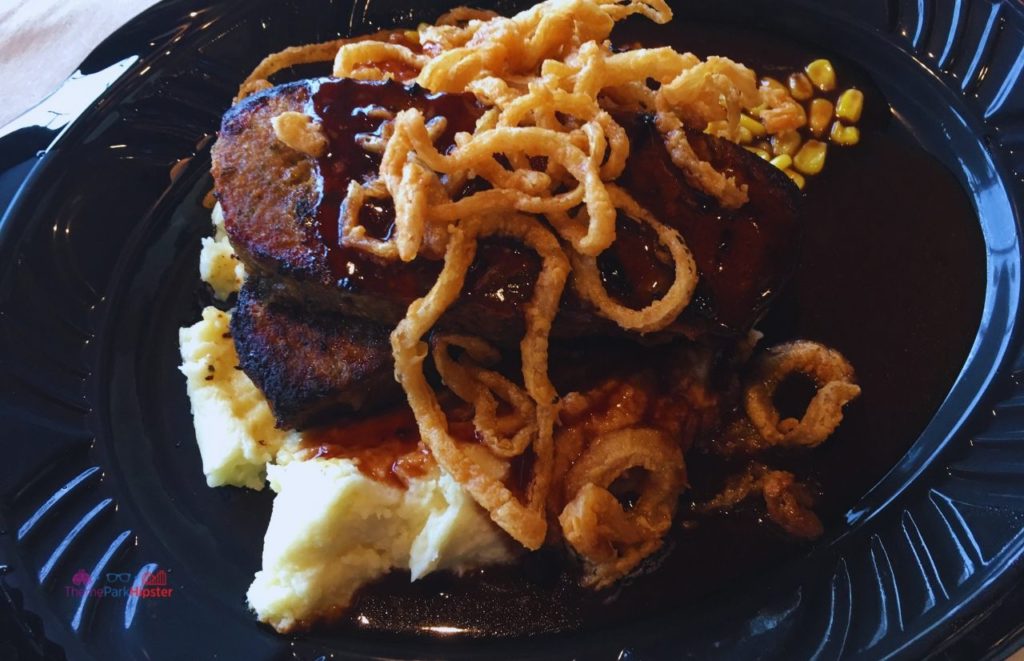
[2,0,1024,658]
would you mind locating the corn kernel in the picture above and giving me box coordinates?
[738,126,753,144]
[788,72,813,101]
[745,146,771,160]
[740,114,767,137]
[794,139,827,175]
[760,77,787,94]
[808,98,834,137]
[770,154,792,170]
[404,30,420,44]
[771,130,802,157]
[836,88,864,123]
[805,59,836,92]
[783,168,806,189]
[829,121,860,146]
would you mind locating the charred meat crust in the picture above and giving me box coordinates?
[212,82,329,288]
[231,277,400,430]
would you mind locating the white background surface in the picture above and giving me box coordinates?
[0,0,160,127]
[0,1,1022,658]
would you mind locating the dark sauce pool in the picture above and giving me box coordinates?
[328,20,986,638]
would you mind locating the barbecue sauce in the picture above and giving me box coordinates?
[311,78,476,299]
[311,78,555,320]
[303,407,431,489]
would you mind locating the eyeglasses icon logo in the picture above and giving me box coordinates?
[71,569,92,586]
[106,572,132,583]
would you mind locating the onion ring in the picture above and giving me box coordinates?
[744,340,861,447]
[567,185,697,333]
[433,335,538,458]
[559,427,685,587]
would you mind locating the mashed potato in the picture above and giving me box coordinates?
[247,458,513,632]
[199,204,246,300]
[179,214,514,629]
[179,307,295,489]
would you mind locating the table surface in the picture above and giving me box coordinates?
[0,0,160,128]
[0,1,1022,659]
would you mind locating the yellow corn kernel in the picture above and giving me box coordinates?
[771,130,802,157]
[788,72,814,101]
[805,59,836,92]
[404,30,420,43]
[836,88,864,123]
[770,154,792,170]
[745,146,771,160]
[738,126,753,144]
[740,114,767,137]
[830,121,860,146]
[794,139,828,175]
[808,98,834,137]
[783,168,806,189]
[760,77,787,94]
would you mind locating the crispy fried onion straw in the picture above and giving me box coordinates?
[235,27,429,102]
[338,180,399,260]
[745,341,861,447]
[559,427,686,587]
[433,335,538,458]
[391,214,569,549]
[379,106,618,259]
[567,185,698,333]
[235,38,347,102]
[332,41,428,81]
[412,0,765,209]
[697,463,823,539]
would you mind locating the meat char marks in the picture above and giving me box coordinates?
[231,277,399,430]
[212,77,801,428]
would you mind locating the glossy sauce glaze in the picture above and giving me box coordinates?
[302,406,433,489]
[312,77,553,319]
[322,22,985,638]
[311,78,481,297]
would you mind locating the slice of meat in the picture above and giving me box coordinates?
[231,277,400,430]
[618,114,802,336]
[213,78,800,344]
